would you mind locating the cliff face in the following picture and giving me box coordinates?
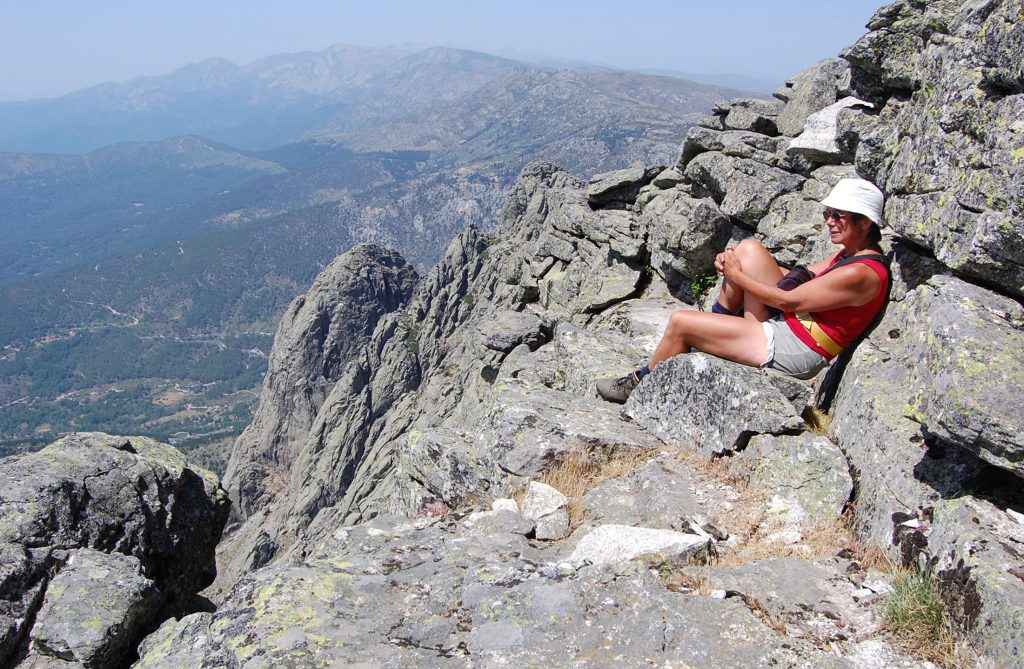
[189,1,1024,665]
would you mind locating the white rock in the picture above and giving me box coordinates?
[1006,508,1024,525]
[535,508,570,540]
[862,578,894,595]
[491,498,519,513]
[786,96,874,161]
[569,524,709,567]
[767,529,803,545]
[521,482,567,520]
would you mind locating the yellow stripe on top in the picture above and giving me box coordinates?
[795,312,844,357]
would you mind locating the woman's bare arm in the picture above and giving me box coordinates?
[722,250,880,313]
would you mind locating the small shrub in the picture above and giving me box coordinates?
[689,272,718,300]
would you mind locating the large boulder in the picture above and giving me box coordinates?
[928,496,1024,667]
[683,152,805,225]
[774,59,846,137]
[678,127,795,170]
[0,433,229,668]
[886,276,1022,478]
[30,549,158,668]
[827,273,1024,551]
[623,353,808,457]
[730,433,854,522]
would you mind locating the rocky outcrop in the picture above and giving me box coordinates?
[139,515,873,668]
[224,245,418,520]
[0,433,229,668]
[202,1,1024,665]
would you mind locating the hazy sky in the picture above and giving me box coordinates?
[1,0,886,101]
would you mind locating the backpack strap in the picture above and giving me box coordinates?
[818,253,889,277]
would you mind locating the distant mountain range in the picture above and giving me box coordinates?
[0,44,758,454]
[0,45,764,155]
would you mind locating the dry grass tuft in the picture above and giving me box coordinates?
[661,567,711,596]
[802,406,833,436]
[671,448,736,485]
[514,447,658,527]
[881,564,977,668]
[740,594,790,636]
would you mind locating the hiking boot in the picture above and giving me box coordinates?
[596,370,641,404]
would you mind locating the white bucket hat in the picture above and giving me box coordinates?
[820,178,885,227]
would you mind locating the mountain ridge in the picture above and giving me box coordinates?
[0,44,759,154]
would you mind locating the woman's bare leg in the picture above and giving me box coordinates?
[649,310,768,370]
[716,239,788,322]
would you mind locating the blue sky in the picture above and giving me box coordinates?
[1,0,886,101]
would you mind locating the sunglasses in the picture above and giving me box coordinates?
[822,208,853,221]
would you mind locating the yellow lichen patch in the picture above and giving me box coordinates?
[1011,147,1024,163]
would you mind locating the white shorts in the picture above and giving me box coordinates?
[761,317,830,380]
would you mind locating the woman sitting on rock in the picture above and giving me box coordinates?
[597,178,890,404]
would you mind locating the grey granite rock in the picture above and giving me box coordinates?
[679,127,793,170]
[650,166,684,188]
[826,277,1020,549]
[478,310,543,353]
[582,454,739,536]
[223,244,418,519]
[588,279,681,355]
[137,515,851,668]
[460,509,534,537]
[641,189,732,301]
[491,498,518,513]
[928,496,1024,665]
[474,377,659,480]
[681,557,910,653]
[731,434,854,521]
[844,0,1024,298]
[890,276,1023,477]
[684,151,805,225]
[623,354,805,457]
[520,482,567,521]
[586,165,649,206]
[399,428,492,508]
[0,433,228,668]
[774,59,845,137]
[30,549,157,668]
[534,509,570,541]
[498,323,648,399]
[722,98,783,136]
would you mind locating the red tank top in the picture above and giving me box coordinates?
[784,252,889,359]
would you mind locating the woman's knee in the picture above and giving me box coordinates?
[734,238,769,260]
[666,310,691,335]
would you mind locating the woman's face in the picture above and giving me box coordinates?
[822,207,869,246]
